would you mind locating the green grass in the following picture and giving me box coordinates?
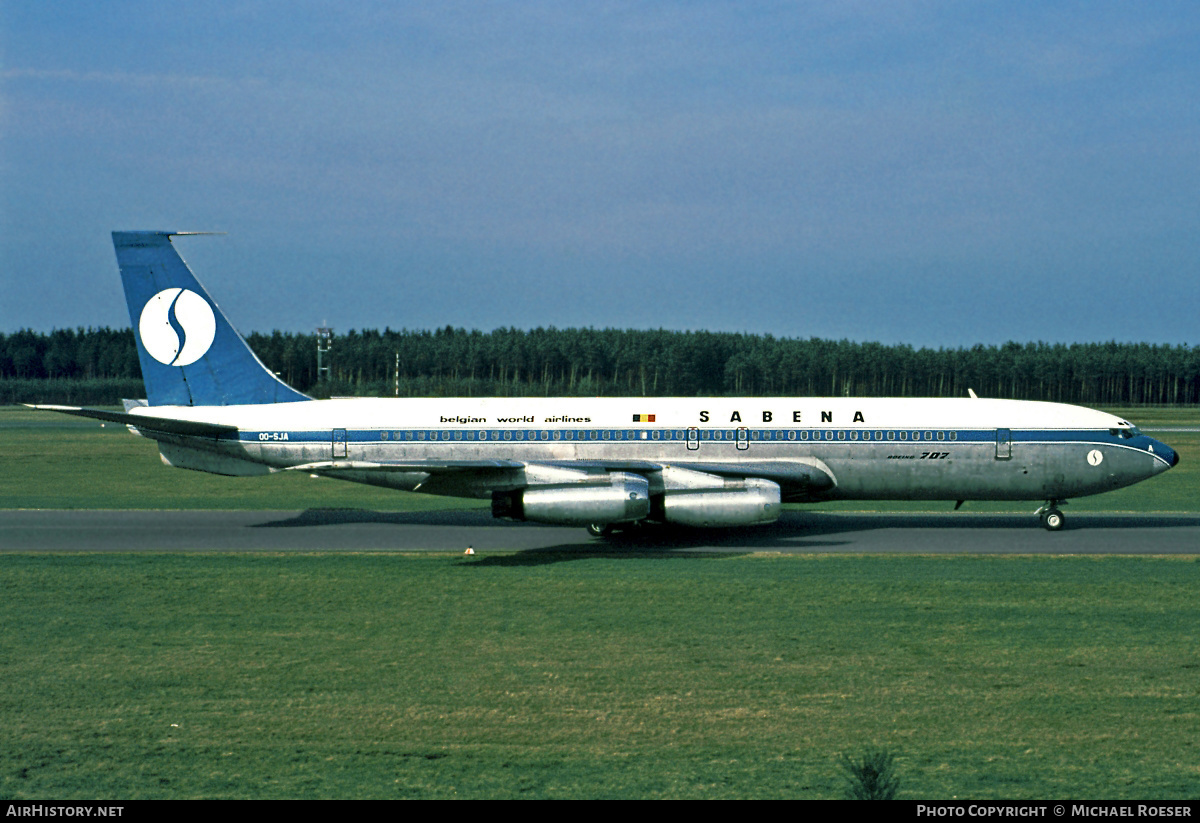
[1,553,1198,799]
[3,404,1196,513]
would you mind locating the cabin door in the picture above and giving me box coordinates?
[333,428,348,459]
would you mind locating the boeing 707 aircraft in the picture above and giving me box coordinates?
[33,231,1179,534]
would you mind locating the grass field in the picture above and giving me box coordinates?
[2,552,1198,799]
[2,404,1199,799]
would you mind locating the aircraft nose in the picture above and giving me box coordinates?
[1149,438,1179,470]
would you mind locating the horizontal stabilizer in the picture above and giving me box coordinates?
[26,405,237,439]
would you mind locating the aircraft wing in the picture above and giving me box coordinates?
[286,459,525,473]
[537,458,835,488]
[286,456,836,499]
[26,404,238,439]
[287,457,830,481]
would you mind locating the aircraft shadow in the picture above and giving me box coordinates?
[251,507,499,528]
[239,508,1200,565]
[253,507,1200,537]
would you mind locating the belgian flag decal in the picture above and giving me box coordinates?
[632,414,656,422]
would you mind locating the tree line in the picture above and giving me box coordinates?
[3,326,1199,405]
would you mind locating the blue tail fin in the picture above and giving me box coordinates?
[113,231,310,406]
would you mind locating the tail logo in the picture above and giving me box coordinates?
[138,288,217,367]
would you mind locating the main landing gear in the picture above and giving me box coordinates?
[586,522,659,539]
[1035,500,1067,531]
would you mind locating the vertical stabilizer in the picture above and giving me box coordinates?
[113,231,310,406]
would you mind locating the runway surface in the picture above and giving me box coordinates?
[3,509,1199,553]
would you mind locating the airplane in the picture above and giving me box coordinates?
[32,230,1179,534]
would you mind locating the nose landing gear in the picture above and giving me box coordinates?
[1035,500,1067,531]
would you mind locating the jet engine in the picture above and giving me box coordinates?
[660,477,781,527]
[492,472,650,525]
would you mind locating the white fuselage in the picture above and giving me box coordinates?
[131,396,1176,506]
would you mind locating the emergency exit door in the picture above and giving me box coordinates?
[995,428,1011,460]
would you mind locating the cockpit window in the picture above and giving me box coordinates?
[1109,426,1140,439]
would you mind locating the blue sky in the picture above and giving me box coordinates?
[3,1,1198,346]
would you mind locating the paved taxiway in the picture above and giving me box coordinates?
[2,509,1198,553]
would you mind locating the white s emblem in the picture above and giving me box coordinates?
[1087,449,1104,466]
[138,288,217,366]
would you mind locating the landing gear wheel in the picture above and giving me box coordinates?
[586,523,615,538]
[1041,508,1065,531]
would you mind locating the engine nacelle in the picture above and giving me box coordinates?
[492,472,650,525]
[661,478,781,527]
